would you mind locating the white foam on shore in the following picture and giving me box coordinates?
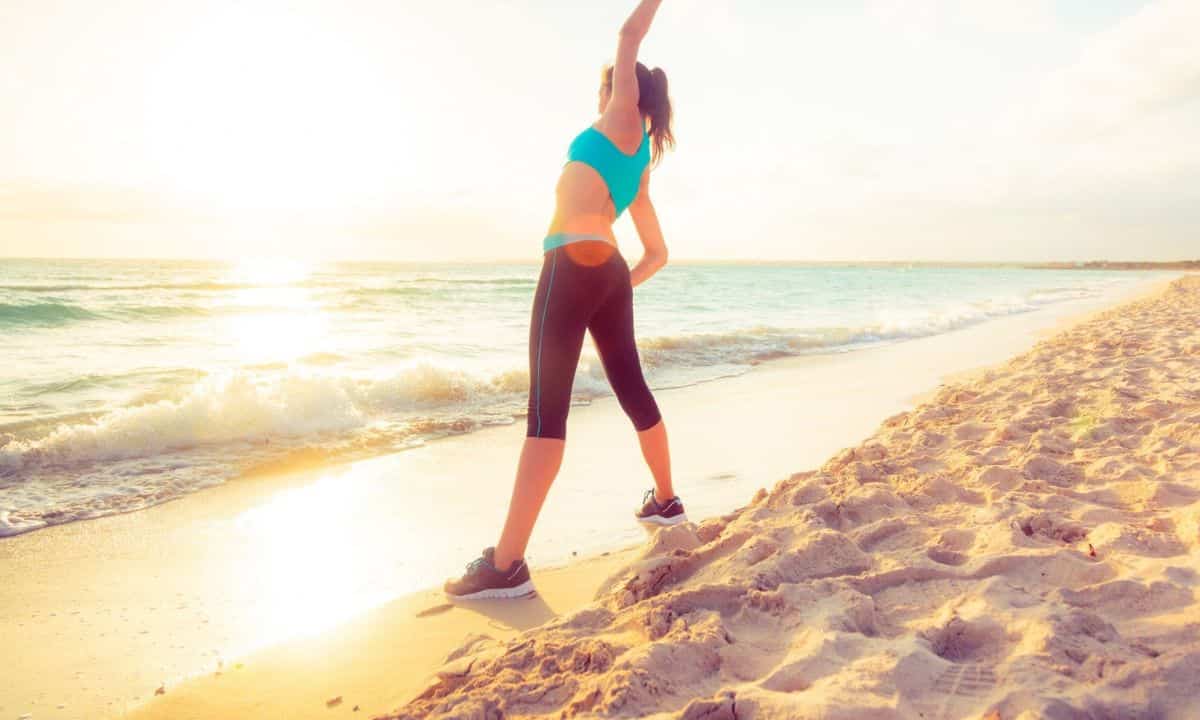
[0,509,46,538]
[1,372,365,471]
[0,274,1168,539]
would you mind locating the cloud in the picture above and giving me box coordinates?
[2,1,1195,262]
[867,0,1057,39]
[819,0,1200,210]
[963,0,1200,206]
[0,183,180,222]
[1034,0,1200,137]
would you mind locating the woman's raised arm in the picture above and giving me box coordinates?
[609,0,664,111]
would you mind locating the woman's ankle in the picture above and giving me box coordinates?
[493,546,521,570]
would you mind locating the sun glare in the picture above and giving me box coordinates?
[217,256,330,363]
[142,6,411,213]
[232,472,383,646]
[226,256,314,287]
[227,465,438,653]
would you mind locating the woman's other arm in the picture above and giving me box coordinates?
[627,171,668,287]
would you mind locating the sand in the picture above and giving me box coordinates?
[125,550,638,720]
[389,276,1200,719]
[1,273,1185,720]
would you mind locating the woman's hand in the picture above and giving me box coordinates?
[620,0,664,40]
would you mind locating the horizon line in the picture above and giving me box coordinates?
[1,255,1198,268]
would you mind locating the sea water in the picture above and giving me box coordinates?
[0,257,1164,536]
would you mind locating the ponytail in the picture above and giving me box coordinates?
[648,66,676,166]
[603,61,676,167]
[636,63,675,167]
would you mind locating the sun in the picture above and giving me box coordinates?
[140,6,411,214]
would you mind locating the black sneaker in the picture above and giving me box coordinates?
[635,489,688,526]
[444,547,535,600]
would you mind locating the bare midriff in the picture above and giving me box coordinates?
[545,161,619,249]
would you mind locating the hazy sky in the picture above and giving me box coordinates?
[0,0,1196,262]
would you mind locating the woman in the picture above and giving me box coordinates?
[445,0,684,600]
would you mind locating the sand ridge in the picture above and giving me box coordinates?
[387,275,1200,719]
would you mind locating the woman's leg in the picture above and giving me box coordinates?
[588,265,675,502]
[494,248,590,570]
[493,437,565,569]
[635,418,674,503]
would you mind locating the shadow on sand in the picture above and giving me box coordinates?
[417,591,557,631]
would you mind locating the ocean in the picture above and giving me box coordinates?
[0,257,1164,537]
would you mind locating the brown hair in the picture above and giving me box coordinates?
[604,62,675,166]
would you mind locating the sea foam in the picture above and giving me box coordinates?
[0,258,1161,537]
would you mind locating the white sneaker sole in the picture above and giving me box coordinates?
[446,579,536,601]
[638,513,689,527]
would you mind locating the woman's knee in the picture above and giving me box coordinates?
[527,416,567,440]
[632,406,662,432]
[618,385,661,431]
[527,397,569,439]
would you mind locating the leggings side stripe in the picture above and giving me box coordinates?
[534,249,558,437]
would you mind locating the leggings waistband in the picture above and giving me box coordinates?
[543,232,613,253]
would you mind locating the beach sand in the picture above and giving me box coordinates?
[387,275,1200,719]
[1,273,1190,719]
[124,549,639,720]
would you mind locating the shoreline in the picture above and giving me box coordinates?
[0,272,1184,720]
[904,272,1182,407]
[0,270,1175,542]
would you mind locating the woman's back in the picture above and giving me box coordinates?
[545,49,672,244]
[547,111,649,240]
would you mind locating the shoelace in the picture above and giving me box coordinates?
[642,488,657,509]
[466,555,489,574]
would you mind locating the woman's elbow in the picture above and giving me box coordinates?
[620,20,647,41]
[654,247,669,268]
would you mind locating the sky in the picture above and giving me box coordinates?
[0,0,1196,262]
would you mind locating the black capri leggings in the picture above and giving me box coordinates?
[527,241,662,439]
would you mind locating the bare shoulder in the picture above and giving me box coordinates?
[594,108,647,154]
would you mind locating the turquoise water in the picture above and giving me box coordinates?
[0,257,1163,536]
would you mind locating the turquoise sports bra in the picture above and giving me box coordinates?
[565,124,650,218]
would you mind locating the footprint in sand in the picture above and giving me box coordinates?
[926,528,975,566]
[907,663,999,720]
[416,603,455,618]
[925,546,969,566]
